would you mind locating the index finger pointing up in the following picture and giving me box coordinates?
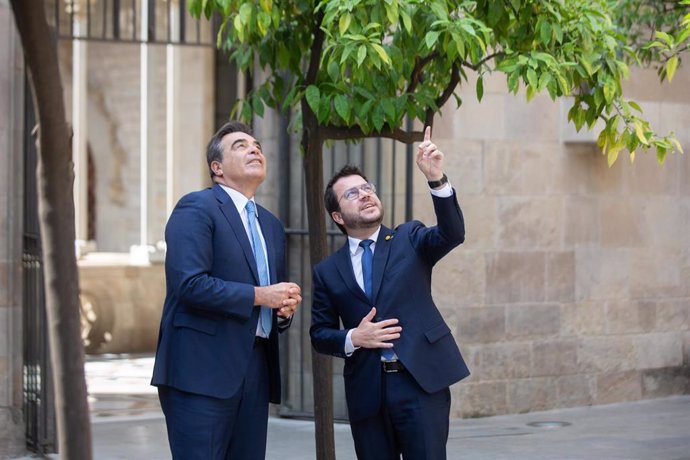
[424,126,431,142]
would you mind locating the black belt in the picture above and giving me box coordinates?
[382,360,405,373]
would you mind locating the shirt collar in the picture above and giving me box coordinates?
[347,227,381,256]
[219,184,254,215]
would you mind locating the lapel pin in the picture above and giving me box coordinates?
[385,234,393,241]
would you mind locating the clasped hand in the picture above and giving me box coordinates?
[351,307,402,349]
[255,282,302,318]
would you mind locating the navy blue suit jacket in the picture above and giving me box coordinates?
[310,192,470,422]
[152,184,287,403]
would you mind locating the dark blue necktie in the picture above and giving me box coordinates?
[359,239,395,360]
[246,201,272,336]
[359,240,374,300]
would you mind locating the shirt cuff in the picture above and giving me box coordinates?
[429,181,452,197]
[344,329,359,356]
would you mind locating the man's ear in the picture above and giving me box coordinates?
[331,211,344,226]
[211,160,223,177]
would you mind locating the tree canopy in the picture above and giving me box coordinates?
[195,0,688,165]
[191,2,689,458]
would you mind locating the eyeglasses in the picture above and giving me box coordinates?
[339,182,377,202]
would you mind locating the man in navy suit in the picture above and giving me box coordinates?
[152,121,302,459]
[310,127,470,460]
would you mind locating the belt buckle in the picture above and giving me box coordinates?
[383,360,399,373]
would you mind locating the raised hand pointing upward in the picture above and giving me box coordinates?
[416,125,445,183]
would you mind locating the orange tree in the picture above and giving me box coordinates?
[191,1,688,458]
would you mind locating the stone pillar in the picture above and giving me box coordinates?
[72,10,90,253]
[0,0,27,455]
[130,0,166,264]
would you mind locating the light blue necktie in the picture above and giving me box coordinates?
[359,239,395,361]
[246,201,272,336]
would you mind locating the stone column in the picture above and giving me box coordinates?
[130,0,165,264]
[72,6,91,255]
[0,0,27,455]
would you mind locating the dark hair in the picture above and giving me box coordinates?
[206,121,253,180]
[324,165,370,235]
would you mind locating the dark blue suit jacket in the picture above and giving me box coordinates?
[152,184,287,403]
[310,192,470,422]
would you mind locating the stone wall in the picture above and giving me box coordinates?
[79,254,165,355]
[419,67,690,418]
[0,0,26,455]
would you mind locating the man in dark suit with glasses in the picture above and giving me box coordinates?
[311,126,470,460]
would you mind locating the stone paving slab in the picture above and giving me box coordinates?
[14,355,690,459]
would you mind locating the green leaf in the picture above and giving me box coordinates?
[339,13,351,35]
[239,3,252,24]
[538,72,552,91]
[425,31,440,49]
[666,55,679,82]
[476,77,484,102]
[385,3,397,24]
[429,2,447,19]
[327,60,340,82]
[305,85,320,114]
[507,71,520,93]
[539,21,552,45]
[553,23,563,43]
[357,45,367,67]
[607,138,624,167]
[282,86,298,111]
[634,122,649,145]
[318,95,331,123]
[628,100,642,113]
[654,31,674,47]
[252,95,264,117]
[400,8,412,32]
[189,0,202,18]
[371,44,392,66]
[656,146,668,164]
[372,104,385,131]
[357,99,375,123]
[334,94,351,124]
[676,28,690,45]
[381,98,396,125]
[526,68,538,89]
[602,79,616,104]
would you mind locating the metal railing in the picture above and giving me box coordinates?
[48,0,215,46]
[22,80,57,454]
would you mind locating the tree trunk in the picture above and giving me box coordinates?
[9,1,93,458]
[301,106,336,460]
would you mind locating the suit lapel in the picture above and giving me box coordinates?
[213,185,259,284]
[334,244,370,304]
[371,226,393,304]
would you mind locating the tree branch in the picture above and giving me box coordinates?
[461,51,505,71]
[434,62,461,109]
[305,12,325,85]
[321,124,424,144]
[406,52,440,93]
